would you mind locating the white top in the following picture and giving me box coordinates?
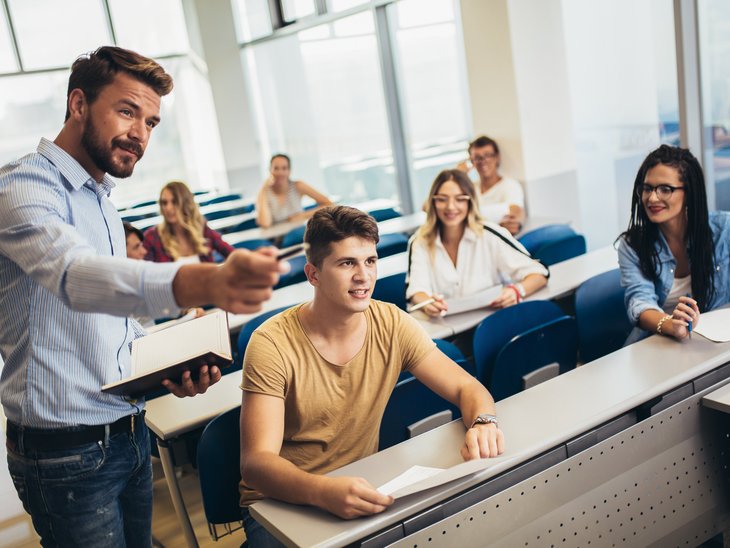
[662,274,692,313]
[405,223,548,301]
[175,255,201,265]
[478,176,525,222]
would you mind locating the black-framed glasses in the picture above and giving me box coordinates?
[471,152,498,163]
[637,184,685,200]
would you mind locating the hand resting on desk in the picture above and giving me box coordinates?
[462,423,505,460]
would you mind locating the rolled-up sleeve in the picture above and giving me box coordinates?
[617,237,662,325]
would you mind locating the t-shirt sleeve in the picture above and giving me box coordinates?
[241,330,287,399]
[502,178,525,208]
[396,308,437,372]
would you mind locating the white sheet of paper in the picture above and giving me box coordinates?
[445,285,503,316]
[377,465,443,496]
[378,457,504,499]
[693,307,730,343]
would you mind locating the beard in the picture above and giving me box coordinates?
[81,118,144,179]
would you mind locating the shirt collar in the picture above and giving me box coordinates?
[435,225,477,248]
[37,138,117,197]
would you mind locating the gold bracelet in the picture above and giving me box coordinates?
[656,314,673,335]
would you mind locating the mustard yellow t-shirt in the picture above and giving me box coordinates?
[239,299,435,505]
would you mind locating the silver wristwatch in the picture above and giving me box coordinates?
[470,413,498,429]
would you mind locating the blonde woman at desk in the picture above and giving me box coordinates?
[618,145,730,342]
[144,180,234,263]
[255,153,332,228]
[406,169,548,318]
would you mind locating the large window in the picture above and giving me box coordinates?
[561,0,679,247]
[698,0,730,211]
[242,11,396,203]
[389,0,471,204]
[0,0,226,208]
[234,0,471,210]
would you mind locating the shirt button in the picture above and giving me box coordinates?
[670,269,674,273]
[163,308,170,315]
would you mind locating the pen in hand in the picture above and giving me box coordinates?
[685,293,693,340]
[407,298,436,313]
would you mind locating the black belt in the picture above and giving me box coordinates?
[6,413,144,452]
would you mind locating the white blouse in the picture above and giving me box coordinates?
[478,176,525,222]
[405,223,548,301]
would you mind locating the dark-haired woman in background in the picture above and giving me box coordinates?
[406,169,547,317]
[144,181,234,263]
[618,145,730,342]
[255,154,332,228]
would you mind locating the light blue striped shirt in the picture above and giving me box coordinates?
[0,138,183,428]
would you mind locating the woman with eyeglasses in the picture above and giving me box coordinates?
[144,181,234,263]
[618,144,730,342]
[405,169,548,317]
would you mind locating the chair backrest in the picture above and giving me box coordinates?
[489,315,578,401]
[233,238,274,251]
[204,206,253,221]
[234,305,291,371]
[376,233,408,259]
[274,254,308,289]
[379,376,459,451]
[130,199,158,209]
[231,217,259,233]
[575,268,632,363]
[473,300,565,387]
[517,224,576,255]
[371,272,407,311]
[368,207,401,223]
[433,338,474,376]
[281,225,307,248]
[197,407,243,537]
[533,234,586,266]
[198,193,243,207]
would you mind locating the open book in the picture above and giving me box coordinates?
[102,310,232,398]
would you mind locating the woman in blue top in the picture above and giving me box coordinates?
[618,145,730,342]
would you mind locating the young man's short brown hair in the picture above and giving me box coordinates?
[304,206,380,267]
[65,46,174,121]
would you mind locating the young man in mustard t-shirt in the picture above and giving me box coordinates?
[239,205,504,545]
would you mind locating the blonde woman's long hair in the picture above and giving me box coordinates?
[157,181,209,260]
[414,169,484,252]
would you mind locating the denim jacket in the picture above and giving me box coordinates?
[618,210,730,342]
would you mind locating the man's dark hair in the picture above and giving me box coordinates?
[468,135,500,156]
[65,46,174,121]
[304,206,380,267]
[123,221,143,242]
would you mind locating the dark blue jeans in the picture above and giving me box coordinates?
[6,420,152,547]
[241,507,286,548]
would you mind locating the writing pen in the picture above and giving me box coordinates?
[685,293,693,340]
[277,242,309,261]
[407,298,436,313]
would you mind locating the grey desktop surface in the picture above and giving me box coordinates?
[250,332,730,547]
[702,380,730,413]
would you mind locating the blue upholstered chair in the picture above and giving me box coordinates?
[376,233,408,259]
[234,306,291,372]
[575,268,632,363]
[368,207,401,222]
[473,301,577,400]
[198,193,242,207]
[533,233,586,266]
[197,407,244,540]
[372,272,407,311]
[281,225,307,248]
[517,224,576,255]
[488,315,577,401]
[274,255,307,289]
[232,238,274,251]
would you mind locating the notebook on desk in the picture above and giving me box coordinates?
[102,310,232,398]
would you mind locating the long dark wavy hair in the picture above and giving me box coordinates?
[620,144,715,311]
